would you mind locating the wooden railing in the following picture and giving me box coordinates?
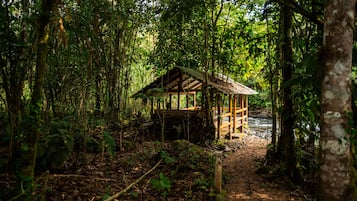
[154,105,249,140]
[214,107,248,139]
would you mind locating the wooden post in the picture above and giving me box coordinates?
[169,94,172,110]
[150,97,154,114]
[246,95,249,122]
[242,95,247,134]
[186,94,189,109]
[214,152,223,193]
[240,95,244,133]
[217,93,221,139]
[178,72,183,110]
[177,91,180,110]
[178,73,182,110]
[228,95,232,140]
[233,95,236,135]
[193,92,197,109]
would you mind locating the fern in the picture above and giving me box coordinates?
[102,130,116,159]
[150,173,172,198]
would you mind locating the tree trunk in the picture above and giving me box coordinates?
[204,15,215,141]
[1,0,29,170]
[276,3,302,183]
[318,1,355,200]
[21,0,58,187]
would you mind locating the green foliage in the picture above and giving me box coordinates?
[102,130,116,159]
[171,140,215,173]
[101,186,112,201]
[37,117,75,169]
[147,88,165,94]
[129,191,139,198]
[159,150,176,165]
[193,175,210,191]
[150,173,172,198]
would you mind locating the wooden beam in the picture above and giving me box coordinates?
[191,82,203,90]
[161,71,181,90]
[185,79,202,89]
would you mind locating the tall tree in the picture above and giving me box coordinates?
[276,2,302,183]
[0,0,31,169]
[20,0,59,188]
[319,1,355,200]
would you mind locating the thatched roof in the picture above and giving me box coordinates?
[132,66,258,97]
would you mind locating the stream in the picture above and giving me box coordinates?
[247,117,273,140]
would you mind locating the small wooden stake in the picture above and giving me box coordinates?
[214,152,222,194]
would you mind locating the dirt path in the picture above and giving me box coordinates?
[223,135,302,201]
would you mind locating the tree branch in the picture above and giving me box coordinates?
[269,0,323,29]
[104,159,162,201]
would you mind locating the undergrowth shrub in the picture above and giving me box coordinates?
[102,130,116,159]
[37,117,76,170]
[150,172,172,199]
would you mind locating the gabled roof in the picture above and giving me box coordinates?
[132,66,258,97]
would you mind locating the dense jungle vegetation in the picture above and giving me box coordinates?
[0,0,356,200]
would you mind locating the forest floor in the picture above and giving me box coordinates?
[1,115,314,201]
[223,134,310,201]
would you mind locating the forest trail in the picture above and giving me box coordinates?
[223,135,304,201]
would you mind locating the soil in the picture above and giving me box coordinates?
[223,135,309,201]
[1,119,313,201]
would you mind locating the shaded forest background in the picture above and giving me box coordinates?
[0,0,356,200]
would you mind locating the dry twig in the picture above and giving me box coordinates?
[104,159,162,201]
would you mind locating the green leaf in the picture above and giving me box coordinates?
[102,130,116,159]
[147,87,165,94]
[21,144,29,152]
[160,151,176,164]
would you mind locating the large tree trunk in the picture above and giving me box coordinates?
[276,3,302,183]
[318,1,355,200]
[20,0,58,187]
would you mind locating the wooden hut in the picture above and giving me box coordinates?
[133,66,258,142]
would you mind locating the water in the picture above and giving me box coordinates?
[247,117,273,139]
